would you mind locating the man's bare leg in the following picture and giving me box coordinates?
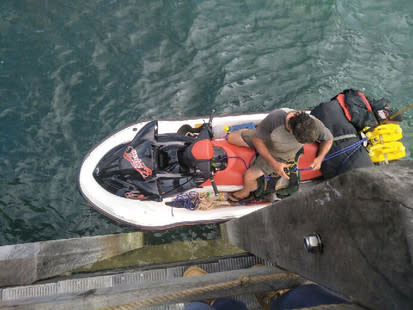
[227,130,250,148]
[230,167,264,200]
[227,130,263,200]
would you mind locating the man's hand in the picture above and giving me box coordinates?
[310,156,324,170]
[311,138,333,170]
[271,161,290,179]
[253,136,290,179]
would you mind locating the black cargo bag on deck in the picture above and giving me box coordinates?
[311,98,373,179]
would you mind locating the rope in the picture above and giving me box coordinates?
[197,192,232,210]
[170,191,200,216]
[172,191,200,210]
[323,137,367,161]
[341,142,363,165]
[292,137,368,172]
[297,303,353,310]
[99,272,300,310]
[382,102,413,123]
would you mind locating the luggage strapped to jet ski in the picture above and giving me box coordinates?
[311,89,406,179]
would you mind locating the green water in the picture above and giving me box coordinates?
[1,0,412,245]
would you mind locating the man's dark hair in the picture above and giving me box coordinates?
[288,112,318,144]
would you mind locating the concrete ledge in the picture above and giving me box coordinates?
[226,161,413,310]
[0,232,144,287]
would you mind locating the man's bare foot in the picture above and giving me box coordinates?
[227,191,249,202]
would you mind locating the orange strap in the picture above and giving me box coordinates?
[357,91,373,111]
[336,93,352,121]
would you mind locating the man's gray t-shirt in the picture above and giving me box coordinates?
[256,110,332,143]
[241,109,332,174]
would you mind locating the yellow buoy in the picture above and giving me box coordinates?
[368,141,406,163]
[364,124,403,145]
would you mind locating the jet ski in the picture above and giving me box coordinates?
[78,110,321,230]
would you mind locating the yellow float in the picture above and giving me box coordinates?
[364,124,406,163]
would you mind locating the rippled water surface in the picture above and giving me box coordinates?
[1,0,412,245]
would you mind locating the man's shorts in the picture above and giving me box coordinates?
[240,129,277,175]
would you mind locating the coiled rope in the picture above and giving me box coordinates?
[98,272,300,310]
[296,304,353,310]
[173,191,200,210]
[171,191,200,216]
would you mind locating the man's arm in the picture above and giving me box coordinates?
[310,117,334,170]
[252,135,290,179]
[311,138,333,170]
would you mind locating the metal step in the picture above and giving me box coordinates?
[1,254,290,310]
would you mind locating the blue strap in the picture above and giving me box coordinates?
[294,137,367,172]
[323,137,367,161]
[341,142,363,165]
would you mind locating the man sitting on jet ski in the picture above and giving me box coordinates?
[226,89,402,202]
[226,110,333,202]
